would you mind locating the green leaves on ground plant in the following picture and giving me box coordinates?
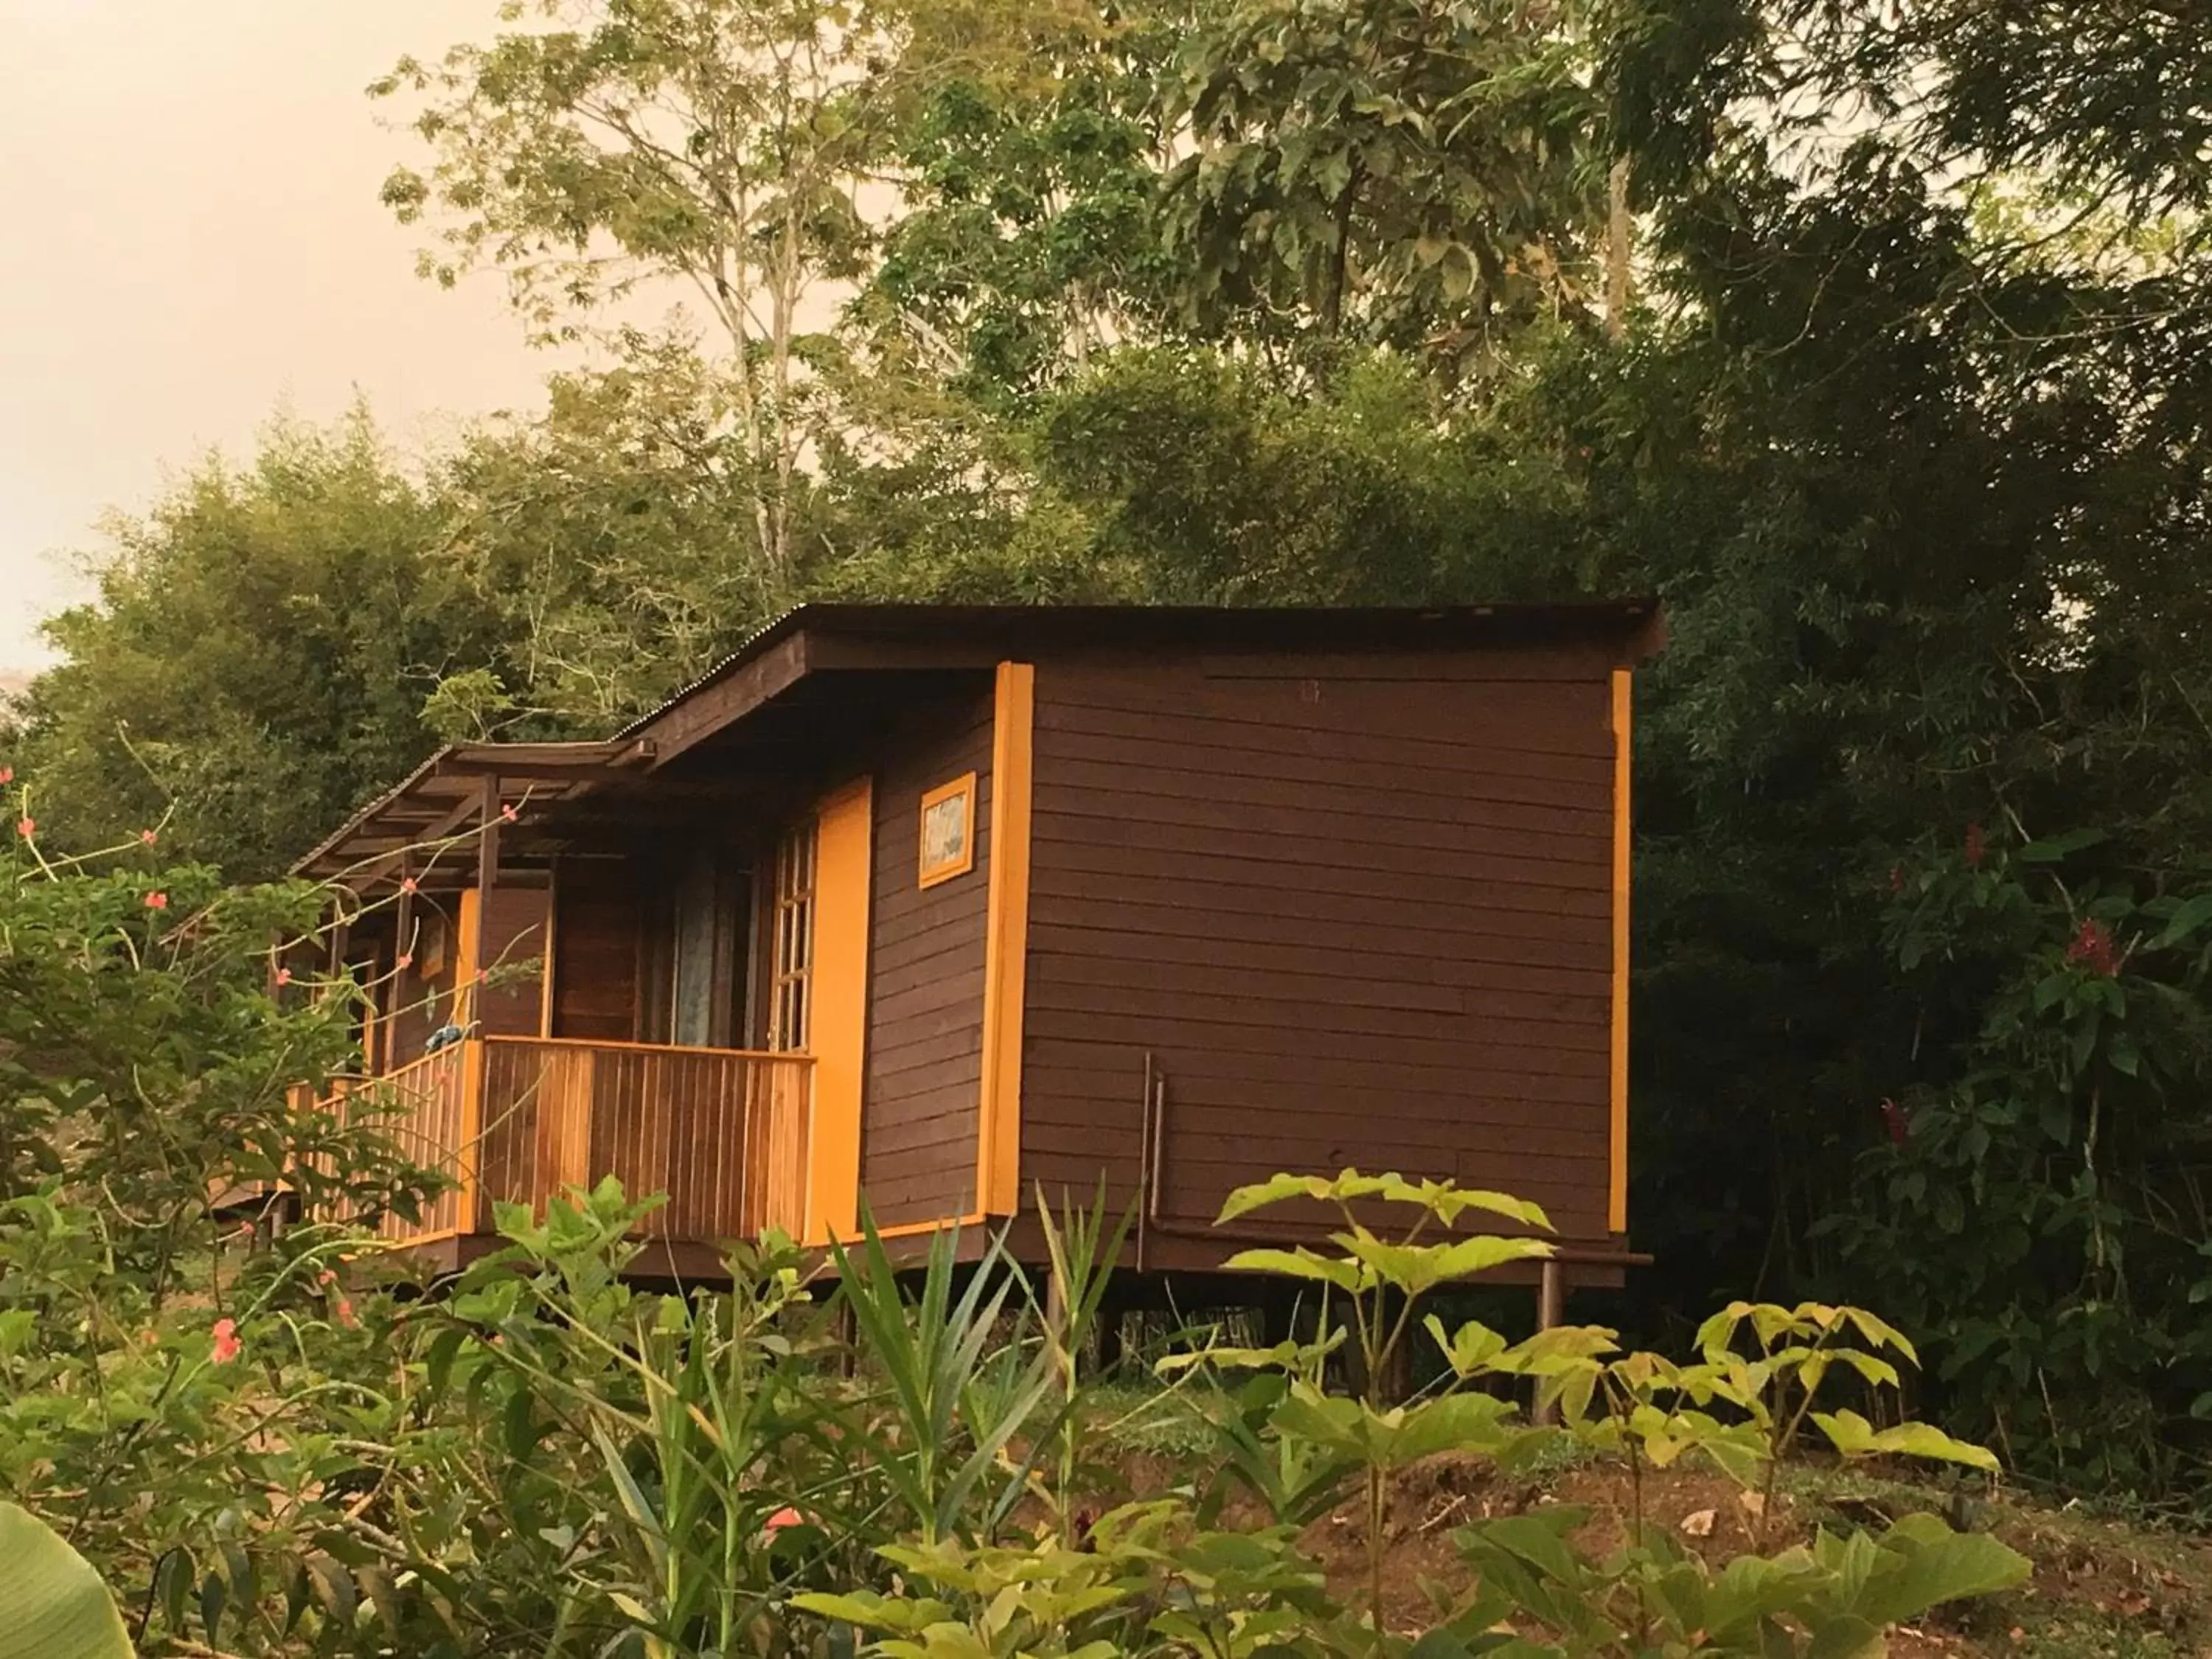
[0,1503,134,1659]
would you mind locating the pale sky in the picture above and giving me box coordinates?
[0,0,565,674]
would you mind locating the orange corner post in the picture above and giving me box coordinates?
[1608,668,1632,1237]
[976,662,1036,1217]
[807,778,874,1247]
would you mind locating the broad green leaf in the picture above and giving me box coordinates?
[0,1504,134,1659]
[1382,1392,1520,1465]
[793,1592,956,1633]
[1812,1411,2000,1472]
[1217,1173,1338,1222]
[2150,891,2212,949]
[1834,1514,2031,1627]
[1220,1246,1361,1291]
[1427,1313,1509,1375]
[2017,828,2106,863]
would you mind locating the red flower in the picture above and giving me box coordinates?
[0,765,13,785]
[335,1298,360,1329]
[395,953,414,971]
[211,1318,241,1364]
[318,1268,338,1286]
[763,1506,804,1540]
[400,876,418,895]
[275,967,292,987]
[500,802,518,823]
[1964,821,1986,869]
[14,817,32,839]
[145,891,168,910]
[1879,1099,1908,1145]
[2066,919,2120,976]
[139,828,157,846]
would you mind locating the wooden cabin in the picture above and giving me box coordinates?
[291,603,1661,1293]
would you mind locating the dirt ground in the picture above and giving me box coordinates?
[1105,1447,2212,1657]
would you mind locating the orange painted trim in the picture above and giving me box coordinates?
[455,886,483,1028]
[1608,669,1632,1236]
[807,779,874,1248]
[917,771,979,888]
[477,1032,814,1062]
[457,1037,485,1231]
[538,861,559,1038]
[383,1225,469,1249]
[860,1209,987,1242]
[975,662,1036,1217]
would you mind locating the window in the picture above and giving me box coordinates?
[917,772,977,888]
[769,819,817,1051]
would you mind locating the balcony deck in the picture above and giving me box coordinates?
[303,1036,814,1273]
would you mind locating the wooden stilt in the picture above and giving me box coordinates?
[1534,1258,1567,1425]
[1096,1294,1126,1378]
[834,1298,858,1381]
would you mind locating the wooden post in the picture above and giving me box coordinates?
[477,774,502,899]
[470,776,501,1036]
[457,1039,484,1235]
[834,1298,858,1381]
[390,854,415,1071]
[1096,1294,1126,1378]
[1533,1258,1567,1425]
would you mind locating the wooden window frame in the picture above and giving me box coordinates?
[917,771,978,889]
[769,818,818,1051]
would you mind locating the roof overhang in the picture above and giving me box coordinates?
[290,738,658,884]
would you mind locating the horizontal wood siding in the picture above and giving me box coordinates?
[1020,655,1617,1242]
[861,694,995,1226]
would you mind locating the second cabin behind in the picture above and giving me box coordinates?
[296,602,1662,1289]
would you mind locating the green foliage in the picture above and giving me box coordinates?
[1163,0,1605,370]
[0,867,2037,1659]
[2,411,507,880]
[0,1503,135,1659]
[0,807,437,1279]
[812,1172,2023,1659]
[866,7,1184,403]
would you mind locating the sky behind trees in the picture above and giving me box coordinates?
[0,0,566,671]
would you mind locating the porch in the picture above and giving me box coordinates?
[309,1034,814,1270]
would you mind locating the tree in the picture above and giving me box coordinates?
[1,411,511,882]
[1161,0,1609,378]
[861,4,1185,405]
[434,336,793,726]
[1562,0,2212,1486]
[375,0,899,586]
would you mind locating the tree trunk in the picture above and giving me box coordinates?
[1606,157,1633,341]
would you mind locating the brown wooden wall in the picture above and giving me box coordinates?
[1018,649,1619,1244]
[551,858,645,1042]
[860,692,995,1226]
[477,882,550,1037]
[387,898,462,1064]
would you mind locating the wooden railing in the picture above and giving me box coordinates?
[287,1045,473,1242]
[299,1037,815,1251]
[476,1037,815,1242]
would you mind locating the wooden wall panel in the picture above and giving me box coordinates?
[1020,657,1619,1245]
[476,883,550,1037]
[860,692,995,1227]
[550,860,643,1042]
